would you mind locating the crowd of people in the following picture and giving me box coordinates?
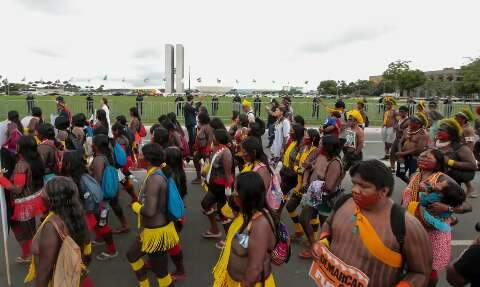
[0,94,479,286]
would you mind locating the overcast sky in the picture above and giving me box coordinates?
[1,0,479,89]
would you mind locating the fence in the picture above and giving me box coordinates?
[0,98,475,126]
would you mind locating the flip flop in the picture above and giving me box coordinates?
[215,240,226,250]
[202,230,222,239]
[15,256,31,264]
[96,251,119,261]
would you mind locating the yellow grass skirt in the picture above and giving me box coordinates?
[226,272,276,287]
[140,222,179,254]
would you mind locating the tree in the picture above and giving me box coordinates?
[317,80,338,95]
[458,57,480,95]
[372,80,395,97]
[354,80,374,96]
[399,69,426,97]
[383,60,411,96]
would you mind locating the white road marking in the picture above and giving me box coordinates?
[451,240,473,246]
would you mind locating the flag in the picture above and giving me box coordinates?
[22,77,26,82]
[252,79,256,83]
[144,78,149,83]
[235,79,239,84]
[196,77,202,83]
[122,78,125,82]
[217,78,221,84]
[272,80,276,84]
[103,75,108,81]
[305,80,309,84]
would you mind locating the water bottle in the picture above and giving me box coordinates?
[399,162,406,173]
[99,205,109,227]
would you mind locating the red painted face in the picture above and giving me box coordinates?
[436,130,450,141]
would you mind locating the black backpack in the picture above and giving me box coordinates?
[65,131,82,151]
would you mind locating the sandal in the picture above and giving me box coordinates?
[202,230,222,239]
[298,249,312,259]
[96,251,119,261]
[215,240,226,250]
[15,256,32,264]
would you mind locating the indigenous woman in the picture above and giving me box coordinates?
[0,135,46,263]
[233,114,250,170]
[110,122,136,234]
[201,129,233,239]
[160,118,184,152]
[95,109,109,132]
[278,123,305,212]
[192,113,214,184]
[25,176,92,287]
[26,107,43,136]
[128,143,179,287]
[286,128,320,240]
[165,146,187,281]
[402,149,470,287]
[90,134,118,261]
[434,119,477,190]
[36,123,60,181]
[2,111,24,178]
[454,109,478,197]
[239,136,272,193]
[213,172,277,287]
[129,107,142,159]
[298,135,344,259]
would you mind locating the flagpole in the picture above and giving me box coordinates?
[0,160,11,286]
[188,66,191,92]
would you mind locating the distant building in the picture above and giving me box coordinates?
[176,44,184,94]
[196,86,233,94]
[165,44,175,94]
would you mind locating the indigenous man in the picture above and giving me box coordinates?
[395,113,429,183]
[390,105,410,173]
[381,98,397,160]
[313,160,432,287]
[455,109,477,197]
[128,143,179,287]
[242,99,255,123]
[342,109,365,171]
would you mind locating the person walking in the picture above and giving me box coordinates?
[270,106,290,166]
[381,98,397,160]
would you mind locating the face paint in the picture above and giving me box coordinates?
[436,130,450,141]
[303,138,312,145]
[352,192,381,209]
[417,159,437,171]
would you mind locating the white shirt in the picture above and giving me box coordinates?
[247,109,255,123]
[271,118,291,158]
[101,104,113,137]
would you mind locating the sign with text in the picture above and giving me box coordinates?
[309,244,369,287]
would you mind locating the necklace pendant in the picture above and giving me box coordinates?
[352,225,358,235]
[351,215,356,222]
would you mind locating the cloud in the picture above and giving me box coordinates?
[133,48,162,59]
[302,26,394,53]
[29,47,63,58]
[17,0,76,15]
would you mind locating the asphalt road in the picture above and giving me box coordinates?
[1,131,479,287]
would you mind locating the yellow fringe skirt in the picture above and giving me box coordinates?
[140,222,180,254]
[226,272,276,287]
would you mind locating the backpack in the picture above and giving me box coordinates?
[253,164,282,210]
[153,170,185,220]
[264,210,291,266]
[113,142,127,168]
[79,174,104,211]
[40,141,63,174]
[33,217,83,287]
[100,156,119,199]
[139,123,147,138]
[332,193,406,255]
[65,131,82,151]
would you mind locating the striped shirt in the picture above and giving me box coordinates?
[322,198,432,287]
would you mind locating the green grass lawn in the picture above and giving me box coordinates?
[0,95,471,126]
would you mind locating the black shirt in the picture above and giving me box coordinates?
[454,244,480,286]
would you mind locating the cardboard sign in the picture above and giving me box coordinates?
[309,244,369,287]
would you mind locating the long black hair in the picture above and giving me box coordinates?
[167,112,182,133]
[236,172,279,231]
[112,122,133,155]
[291,123,305,142]
[210,117,227,131]
[165,146,187,198]
[45,176,88,247]
[96,109,109,131]
[92,134,113,164]
[142,143,171,177]
[17,135,44,190]
[241,136,272,174]
[322,135,341,159]
[152,127,170,149]
[429,149,445,173]
[130,107,141,122]
[8,110,24,134]
[61,150,87,188]
[306,128,321,147]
